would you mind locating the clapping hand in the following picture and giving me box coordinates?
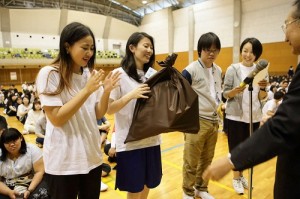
[102,71,121,93]
[85,69,106,94]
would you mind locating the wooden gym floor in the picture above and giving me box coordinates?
[1,109,276,199]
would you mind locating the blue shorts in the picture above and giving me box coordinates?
[116,145,162,193]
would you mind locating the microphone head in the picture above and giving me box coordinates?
[257,59,269,70]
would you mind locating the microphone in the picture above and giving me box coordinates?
[239,59,269,87]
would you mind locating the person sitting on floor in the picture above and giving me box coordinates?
[23,100,43,134]
[0,128,50,199]
[34,112,46,148]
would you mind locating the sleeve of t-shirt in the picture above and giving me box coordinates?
[29,144,42,163]
[36,66,63,107]
[182,69,192,85]
[109,69,122,101]
[111,132,116,148]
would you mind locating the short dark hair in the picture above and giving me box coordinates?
[269,85,277,93]
[197,32,221,57]
[32,100,41,111]
[240,38,262,61]
[274,91,284,100]
[0,128,27,161]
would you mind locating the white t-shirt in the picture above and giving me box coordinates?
[226,64,262,123]
[0,144,42,179]
[36,66,102,175]
[262,99,280,116]
[24,109,44,126]
[17,104,32,117]
[110,68,161,152]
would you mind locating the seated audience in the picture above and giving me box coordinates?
[261,91,284,125]
[267,85,277,100]
[0,91,4,108]
[0,116,8,135]
[17,96,32,124]
[23,100,43,134]
[104,127,117,164]
[34,113,46,148]
[97,116,111,145]
[5,94,18,117]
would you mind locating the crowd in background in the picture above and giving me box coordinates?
[0,70,292,143]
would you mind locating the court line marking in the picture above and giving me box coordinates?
[161,145,253,199]
[102,141,254,199]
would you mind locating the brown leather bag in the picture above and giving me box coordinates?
[125,53,199,143]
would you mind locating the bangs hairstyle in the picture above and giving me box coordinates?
[240,38,262,61]
[274,91,284,100]
[22,95,30,104]
[121,32,155,83]
[45,22,96,95]
[0,128,27,161]
[32,100,41,111]
[197,32,221,57]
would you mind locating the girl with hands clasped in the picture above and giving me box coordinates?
[35,22,120,199]
[222,37,268,195]
[107,32,161,199]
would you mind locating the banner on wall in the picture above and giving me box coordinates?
[10,72,17,80]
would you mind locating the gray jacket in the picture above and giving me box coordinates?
[223,63,265,118]
[223,63,245,117]
[182,59,222,121]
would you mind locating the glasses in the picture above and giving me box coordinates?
[281,18,300,33]
[203,49,219,54]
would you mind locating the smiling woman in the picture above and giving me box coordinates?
[35,22,121,199]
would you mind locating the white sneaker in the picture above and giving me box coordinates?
[195,191,215,199]
[183,192,194,199]
[100,181,108,192]
[232,178,244,194]
[240,176,248,189]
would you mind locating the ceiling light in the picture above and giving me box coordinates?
[142,0,148,4]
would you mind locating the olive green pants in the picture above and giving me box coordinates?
[182,118,219,196]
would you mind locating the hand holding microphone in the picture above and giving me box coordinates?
[227,59,269,99]
[239,59,269,88]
